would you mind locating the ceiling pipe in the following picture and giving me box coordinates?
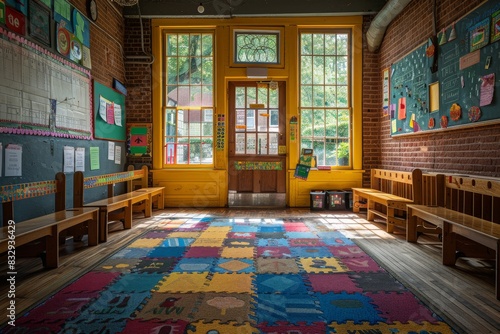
[366,0,413,52]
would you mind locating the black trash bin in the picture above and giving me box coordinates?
[326,190,347,210]
[310,190,326,210]
[344,190,353,211]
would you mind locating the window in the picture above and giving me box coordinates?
[163,32,214,165]
[299,31,351,166]
[234,30,280,64]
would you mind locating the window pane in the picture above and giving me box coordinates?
[269,133,279,155]
[301,86,313,107]
[312,34,324,55]
[258,133,268,155]
[269,87,279,108]
[301,56,312,84]
[313,109,325,137]
[325,86,336,107]
[325,110,337,137]
[235,31,279,64]
[246,110,255,130]
[258,110,268,131]
[337,56,348,85]
[337,34,348,55]
[313,86,324,107]
[300,109,312,136]
[301,34,312,55]
[325,56,336,84]
[312,56,324,85]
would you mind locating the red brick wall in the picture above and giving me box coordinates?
[375,0,500,177]
[361,15,382,186]
[123,18,153,123]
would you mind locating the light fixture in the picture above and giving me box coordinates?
[197,3,205,13]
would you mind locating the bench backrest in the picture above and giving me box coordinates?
[439,174,500,224]
[73,165,148,207]
[1,172,66,226]
[370,169,423,204]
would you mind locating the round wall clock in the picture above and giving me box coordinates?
[88,0,98,22]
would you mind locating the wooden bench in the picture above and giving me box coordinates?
[0,173,98,268]
[352,168,423,233]
[73,166,164,242]
[407,174,500,300]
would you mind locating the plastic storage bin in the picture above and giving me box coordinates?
[310,190,326,210]
[326,190,347,210]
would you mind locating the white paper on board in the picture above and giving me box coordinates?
[64,146,75,173]
[5,144,22,177]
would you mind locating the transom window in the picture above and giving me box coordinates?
[163,32,214,165]
[234,30,280,64]
[299,31,351,167]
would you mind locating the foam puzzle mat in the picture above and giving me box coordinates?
[3,217,456,333]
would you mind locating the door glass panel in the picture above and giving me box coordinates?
[269,133,279,155]
[258,111,268,132]
[235,133,245,154]
[247,110,256,130]
[234,83,280,156]
[246,133,256,154]
[258,133,268,155]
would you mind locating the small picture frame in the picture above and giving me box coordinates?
[28,0,51,47]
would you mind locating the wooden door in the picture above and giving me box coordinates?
[228,81,286,194]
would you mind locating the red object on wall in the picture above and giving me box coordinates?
[6,7,25,36]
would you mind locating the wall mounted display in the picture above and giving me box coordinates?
[126,123,152,156]
[390,0,500,136]
[0,27,92,139]
[28,0,51,46]
[93,80,126,141]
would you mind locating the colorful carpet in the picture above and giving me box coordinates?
[4,216,455,333]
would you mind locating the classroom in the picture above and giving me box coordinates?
[0,0,499,333]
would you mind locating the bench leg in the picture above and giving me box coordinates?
[442,221,457,266]
[366,200,375,221]
[45,226,59,268]
[496,240,499,300]
[156,193,165,210]
[386,207,395,233]
[352,192,360,213]
[407,208,418,242]
[123,204,132,229]
[87,212,99,246]
[144,197,152,217]
[99,210,108,243]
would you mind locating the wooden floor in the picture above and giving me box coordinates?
[1,208,499,333]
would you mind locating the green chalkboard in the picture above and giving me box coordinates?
[390,0,500,136]
[93,80,126,141]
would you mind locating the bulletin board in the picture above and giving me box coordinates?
[390,0,500,136]
[0,27,92,139]
[93,80,126,141]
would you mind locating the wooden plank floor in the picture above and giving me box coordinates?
[1,208,499,333]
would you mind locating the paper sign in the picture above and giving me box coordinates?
[115,145,121,164]
[398,97,406,120]
[5,144,22,177]
[114,103,122,126]
[75,147,85,172]
[392,119,397,133]
[90,147,100,170]
[480,73,495,107]
[108,141,115,160]
[64,146,75,173]
[106,103,115,124]
[99,95,112,121]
